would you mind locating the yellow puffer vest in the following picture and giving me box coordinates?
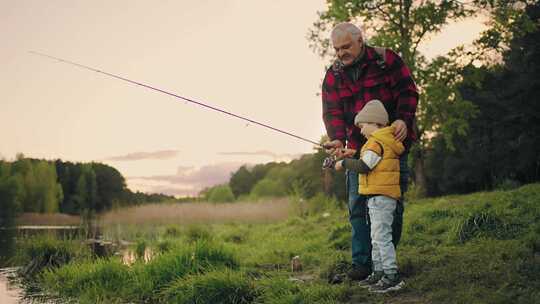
[358,126,405,200]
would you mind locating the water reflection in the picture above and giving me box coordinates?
[0,226,82,304]
[0,268,22,304]
[122,247,154,266]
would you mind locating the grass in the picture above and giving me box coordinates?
[15,183,540,303]
[13,236,91,277]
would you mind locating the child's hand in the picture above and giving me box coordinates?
[341,149,356,158]
[335,160,344,171]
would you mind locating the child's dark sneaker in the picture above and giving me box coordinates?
[369,273,405,293]
[358,271,383,288]
[346,264,370,281]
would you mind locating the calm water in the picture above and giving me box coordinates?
[0,226,82,304]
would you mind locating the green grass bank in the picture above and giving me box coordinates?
[18,183,540,303]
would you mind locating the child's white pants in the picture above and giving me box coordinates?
[368,195,398,274]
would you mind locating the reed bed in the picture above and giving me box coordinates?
[15,213,81,226]
[100,199,292,225]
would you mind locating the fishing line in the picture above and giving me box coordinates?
[29,51,323,147]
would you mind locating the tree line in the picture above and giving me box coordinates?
[0,155,179,226]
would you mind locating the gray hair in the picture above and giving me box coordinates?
[331,22,363,41]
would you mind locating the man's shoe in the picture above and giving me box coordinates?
[369,273,405,293]
[358,271,383,288]
[346,264,370,281]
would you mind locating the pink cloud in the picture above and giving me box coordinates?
[218,150,301,161]
[127,162,245,197]
[105,150,179,161]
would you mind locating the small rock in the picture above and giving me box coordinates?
[291,255,302,272]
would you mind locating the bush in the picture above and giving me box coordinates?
[207,185,235,203]
[306,193,340,215]
[250,179,287,198]
[161,270,257,304]
[16,236,91,277]
[41,258,131,302]
[451,210,516,243]
[328,224,350,250]
[186,225,213,243]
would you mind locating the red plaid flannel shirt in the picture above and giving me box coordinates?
[322,46,418,150]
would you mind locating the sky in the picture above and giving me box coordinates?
[0,1,487,197]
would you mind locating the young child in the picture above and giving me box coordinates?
[334,99,405,293]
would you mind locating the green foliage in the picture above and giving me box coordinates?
[225,140,346,202]
[161,270,257,304]
[15,236,91,277]
[41,258,131,303]
[91,162,126,212]
[186,225,213,243]
[250,178,287,199]
[163,225,181,237]
[206,184,235,203]
[229,165,255,198]
[255,277,350,304]
[0,158,62,220]
[306,193,341,215]
[0,157,180,223]
[134,240,147,260]
[0,165,22,225]
[328,223,351,250]
[425,4,540,195]
[41,241,239,303]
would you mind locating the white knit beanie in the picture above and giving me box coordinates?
[354,99,389,126]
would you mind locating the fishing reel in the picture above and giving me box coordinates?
[322,155,337,170]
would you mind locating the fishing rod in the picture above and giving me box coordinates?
[29,51,323,148]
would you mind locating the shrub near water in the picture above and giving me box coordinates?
[15,236,91,277]
[41,258,131,303]
[42,241,239,303]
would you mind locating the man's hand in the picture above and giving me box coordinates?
[341,149,356,158]
[323,139,343,154]
[323,140,356,158]
[392,120,407,142]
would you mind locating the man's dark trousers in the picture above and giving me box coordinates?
[346,154,409,268]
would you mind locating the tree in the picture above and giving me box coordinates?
[250,179,287,198]
[91,163,126,211]
[0,162,21,225]
[424,3,540,194]
[75,164,98,213]
[207,185,235,203]
[229,165,255,198]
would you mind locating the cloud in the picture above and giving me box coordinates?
[127,162,245,197]
[218,150,301,161]
[104,150,180,161]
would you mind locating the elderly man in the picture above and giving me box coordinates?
[322,22,418,281]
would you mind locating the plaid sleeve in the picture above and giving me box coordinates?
[385,50,418,134]
[321,70,346,144]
